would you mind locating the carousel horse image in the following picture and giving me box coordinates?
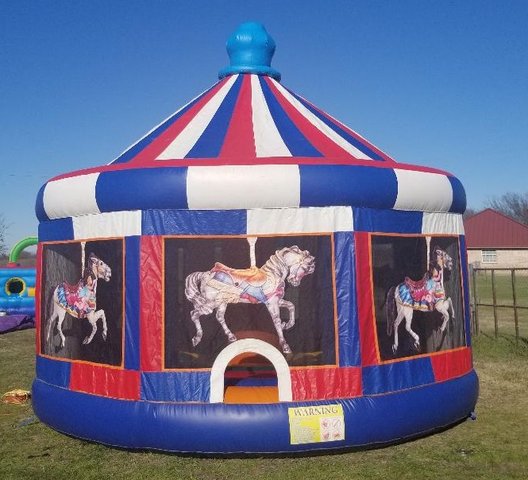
[386,246,455,354]
[46,253,112,348]
[184,245,315,354]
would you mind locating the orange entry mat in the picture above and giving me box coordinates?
[224,386,279,404]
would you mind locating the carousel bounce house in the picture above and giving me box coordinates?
[32,23,478,454]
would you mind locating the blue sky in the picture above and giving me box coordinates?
[1,0,527,249]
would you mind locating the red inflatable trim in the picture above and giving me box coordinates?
[431,347,473,382]
[219,75,256,159]
[291,366,362,400]
[70,363,140,400]
[140,236,164,371]
[35,244,44,354]
[355,232,378,366]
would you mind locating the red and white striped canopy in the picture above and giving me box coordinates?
[109,73,395,167]
[37,22,465,221]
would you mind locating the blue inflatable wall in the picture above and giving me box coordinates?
[0,267,36,316]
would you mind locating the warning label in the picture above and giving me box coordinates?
[288,404,345,445]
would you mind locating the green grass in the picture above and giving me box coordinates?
[472,270,528,307]
[1,329,527,480]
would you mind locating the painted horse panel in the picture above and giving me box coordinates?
[386,246,455,354]
[46,253,112,349]
[185,246,315,354]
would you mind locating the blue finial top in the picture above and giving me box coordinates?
[218,22,281,81]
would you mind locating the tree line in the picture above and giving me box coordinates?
[0,214,7,257]
[465,192,528,225]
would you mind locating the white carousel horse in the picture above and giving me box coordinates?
[184,245,315,354]
[386,246,455,354]
[46,253,112,348]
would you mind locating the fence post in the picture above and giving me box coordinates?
[511,269,519,346]
[491,269,498,338]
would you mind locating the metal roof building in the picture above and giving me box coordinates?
[464,209,528,249]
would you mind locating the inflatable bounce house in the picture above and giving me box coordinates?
[32,23,478,454]
[0,237,37,333]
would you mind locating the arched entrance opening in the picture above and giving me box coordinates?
[209,339,292,404]
[224,352,278,404]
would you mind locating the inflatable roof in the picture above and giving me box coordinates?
[36,23,464,222]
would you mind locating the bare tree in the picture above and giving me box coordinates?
[463,207,479,220]
[0,214,7,257]
[487,192,528,225]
